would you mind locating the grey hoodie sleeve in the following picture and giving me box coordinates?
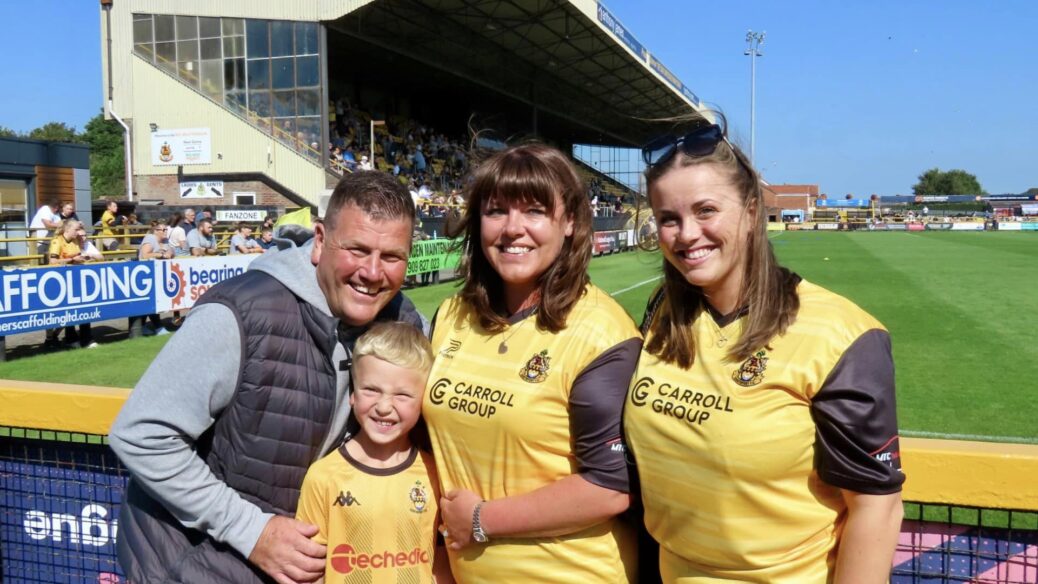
[108,303,273,558]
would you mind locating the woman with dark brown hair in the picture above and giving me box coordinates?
[425,143,641,582]
[625,112,904,583]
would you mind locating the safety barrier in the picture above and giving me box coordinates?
[1,379,1036,582]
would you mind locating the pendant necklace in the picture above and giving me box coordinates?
[706,313,729,348]
[498,309,537,354]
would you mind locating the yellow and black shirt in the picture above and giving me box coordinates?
[624,279,904,583]
[296,445,438,584]
[424,285,641,583]
[48,234,80,261]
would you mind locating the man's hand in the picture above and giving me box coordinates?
[248,516,326,584]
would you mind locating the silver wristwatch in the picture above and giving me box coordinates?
[472,501,489,543]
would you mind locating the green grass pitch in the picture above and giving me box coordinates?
[2,231,1034,442]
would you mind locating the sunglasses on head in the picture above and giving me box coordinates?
[641,124,727,168]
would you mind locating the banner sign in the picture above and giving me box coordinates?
[151,128,212,166]
[871,223,890,231]
[887,223,908,231]
[0,440,127,582]
[1022,222,1038,231]
[596,3,648,62]
[648,56,701,106]
[816,199,872,208]
[816,223,839,231]
[926,223,953,230]
[216,209,267,222]
[907,223,926,231]
[593,230,622,255]
[406,239,461,277]
[154,256,255,312]
[997,222,1023,231]
[0,263,156,336]
[179,180,224,199]
[951,222,985,231]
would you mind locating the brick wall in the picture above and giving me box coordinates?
[134,175,300,208]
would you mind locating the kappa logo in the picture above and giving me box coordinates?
[607,438,625,453]
[439,339,462,359]
[332,490,361,507]
[408,481,428,513]
[519,350,551,383]
[732,350,768,387]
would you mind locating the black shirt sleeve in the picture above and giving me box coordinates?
[569,337,642,493]
[811,329,905,495]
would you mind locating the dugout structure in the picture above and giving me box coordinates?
[102,0,703,208]
[3,381,1038,581]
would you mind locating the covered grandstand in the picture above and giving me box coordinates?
[101,0,706,213]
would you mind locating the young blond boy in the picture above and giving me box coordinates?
[296,322,451,583]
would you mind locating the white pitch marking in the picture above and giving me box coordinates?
[610,275,663,297]
[901,429,1038,445]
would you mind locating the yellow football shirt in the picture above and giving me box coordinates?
[625,279,903,583]
[48,235,80,261]
[296,445,438,584]
[424,285,640,583]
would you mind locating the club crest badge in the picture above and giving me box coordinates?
[408,481,428,514]
[732,350,768,387]
[159,142,174,162]
[519,350,551,383]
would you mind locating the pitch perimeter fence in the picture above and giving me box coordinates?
[1,381,1036,583]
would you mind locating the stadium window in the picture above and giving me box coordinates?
[175,16,198,41]
[200,38,221,61]
[249,90,272,118]
[296,117,320,147]
[296,88,320,116]
[247,60,270,90]
[201,60,224,101]
[273,91,296,118]
[223,35,243,59]
[270,21,294,57]
[271,56,294,90]
[155,42,176,72]
[275,118,296,142]
[246,20,270,59]
[154,15,174,43]
[225,58,245,91]
[199,16,220,39]
[235,194,256,205]
[176,39,199,62]
[295,22,318,55]
[295,55,319,87]
[226,90,246,115]
[133,15,153,46]
[222,17,244,37]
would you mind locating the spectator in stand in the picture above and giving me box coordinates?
[256,227,276,250]
[230,223,264,255]
[590,193,600,217]
[29,199,62,261]
[263,213,277,231]
[44,219,98,349]
[343,146,358,171]
[60,201,79,222]
[126,213,144,245]
[182,208,198,234]
[99,199,123,251]
[168,212,190,257]
[201,207,215,224]
[414,144,427,175]
[187,218,219,256]
[359,155,373,171]
[77,225,104,262]
[137,220,175,336]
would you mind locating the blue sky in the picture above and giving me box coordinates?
[1,1,1034,196]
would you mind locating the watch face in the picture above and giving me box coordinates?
[473,530,488,543]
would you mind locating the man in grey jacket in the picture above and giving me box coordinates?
[109,172,426,584]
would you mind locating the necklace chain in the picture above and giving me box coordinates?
[498,309,536,354]
[707,314,729,348]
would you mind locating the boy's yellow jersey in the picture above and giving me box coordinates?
[296,445,438,584]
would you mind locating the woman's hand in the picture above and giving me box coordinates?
[439,489,482,550]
